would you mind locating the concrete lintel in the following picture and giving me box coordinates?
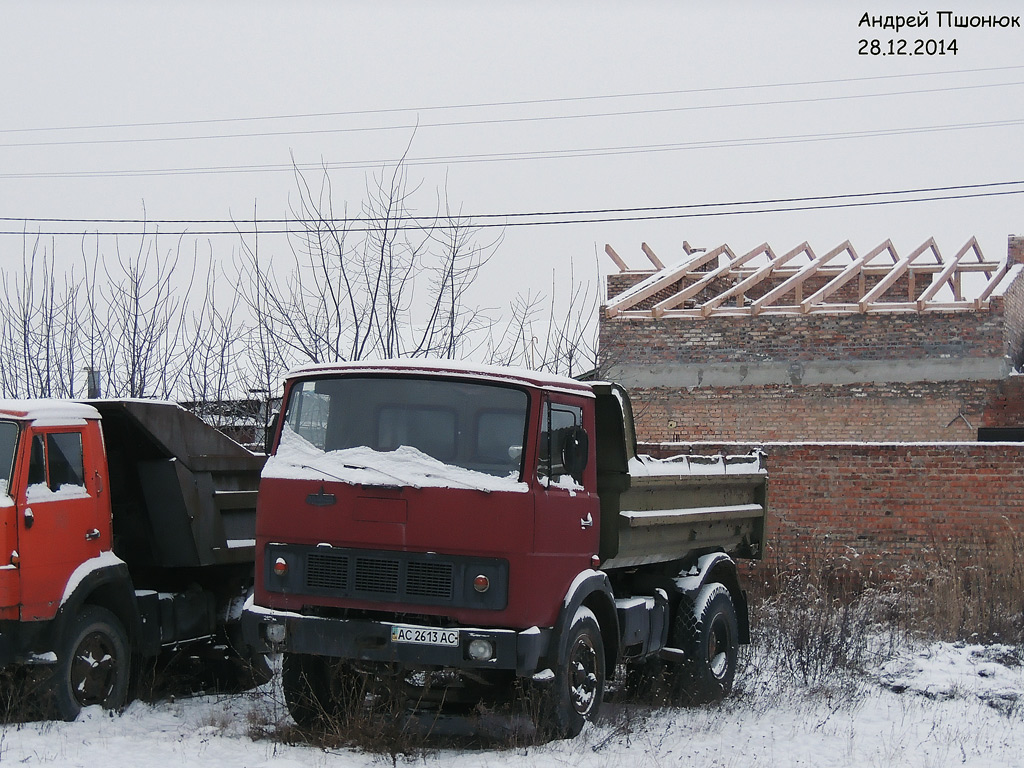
[608,357,1013,389]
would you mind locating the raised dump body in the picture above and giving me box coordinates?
[89,400,264,569]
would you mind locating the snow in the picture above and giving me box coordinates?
[263,425,528,493]
[0,399,99,423]
[285,358,596,397]
[60,551,126,606]
[26,482,88,501]
[1,639,1021,767]
[629,451,766,477]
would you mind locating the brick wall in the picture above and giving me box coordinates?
[630,381,999,442]
[640,441,1024,578]
[601,236,1024,441]
[600,307,1011,367]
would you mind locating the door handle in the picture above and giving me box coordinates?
[85,528,101,541]
[23,508,34,530]
[580,512,593,530]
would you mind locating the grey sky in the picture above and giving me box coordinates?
[2,1,1022,312]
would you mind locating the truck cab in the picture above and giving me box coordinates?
[245,361,766,737]
[0,402,110,626]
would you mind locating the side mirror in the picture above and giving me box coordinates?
[561,426,589,485]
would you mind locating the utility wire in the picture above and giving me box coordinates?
[2,81,1021,150]
[1,116,1020,180]
[4,181,1022,226]
[3,64,1023,136]
[3,184,1023,237]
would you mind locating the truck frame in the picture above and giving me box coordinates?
[243,361,766,736]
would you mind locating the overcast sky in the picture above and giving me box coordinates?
[2,1,1022,312]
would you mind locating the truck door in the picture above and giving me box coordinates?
[16,426,106,621]
[532,396,600,603]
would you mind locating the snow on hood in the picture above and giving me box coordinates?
[263,426,528,493]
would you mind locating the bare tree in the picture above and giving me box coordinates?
[100,229,195,398]
[237,161,499,373]
[0,235,84,398]
[487,256,601,378]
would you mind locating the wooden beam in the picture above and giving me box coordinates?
[800,240,898,313]
[604,244,630,273]
[915,236,981,308]
[749,241,856,316]
[859,237,939,311]
[605,248,720,316]
[699,242,791,316]
[641,242,666,270]
[651,244,761,316]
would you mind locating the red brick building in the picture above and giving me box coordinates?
[599,236,1024,577]
[600,236,1024,442]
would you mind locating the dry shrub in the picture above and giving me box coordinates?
[744,529,1024,698]
[910,532,1024,643]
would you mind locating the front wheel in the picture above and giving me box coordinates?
[542,605,605,738]
[282,653,340,729]
[50,605,131,721]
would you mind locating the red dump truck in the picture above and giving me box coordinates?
[0,399,266,720]
[243,361,766,736]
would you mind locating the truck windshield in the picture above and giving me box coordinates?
[0,421,18,498]
[282,376,529,479]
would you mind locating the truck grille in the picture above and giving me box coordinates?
[305,551,454,601]
[273,545,506,610]
[306,552,350,590]
[406,561,454,599]
[354,557,400,593]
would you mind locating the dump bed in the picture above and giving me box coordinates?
[601,452,766,569]
[89,400,265,570]
[593,383,766,570]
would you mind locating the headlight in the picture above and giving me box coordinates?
[467,638,495,661]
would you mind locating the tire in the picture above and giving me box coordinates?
[678,583,739,704]
[542,606,605,739]
[51,605,131,721]
[282,653,340,729]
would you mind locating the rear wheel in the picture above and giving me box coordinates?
[679,583,739,704]
[51,606,131,721]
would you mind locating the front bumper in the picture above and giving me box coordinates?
[242,599,551,677]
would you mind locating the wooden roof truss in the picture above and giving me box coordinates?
[605,238,1010,319]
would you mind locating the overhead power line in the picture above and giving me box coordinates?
[3,181,1023,237]
[3,64,1023,136]
[2,116,1021,181]
[2,81,1021,150]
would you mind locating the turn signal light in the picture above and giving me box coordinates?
[273,557,289,577]
[473,574,490,593]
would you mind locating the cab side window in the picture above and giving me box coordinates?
[27,432,86,493]
[538,402,588,486]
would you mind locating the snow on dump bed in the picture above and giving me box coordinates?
[263,426,528,493]
[628,451,765,477]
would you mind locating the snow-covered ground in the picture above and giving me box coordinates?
[1,642,1022,767]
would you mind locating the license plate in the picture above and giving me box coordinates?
[391,625,459,647]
